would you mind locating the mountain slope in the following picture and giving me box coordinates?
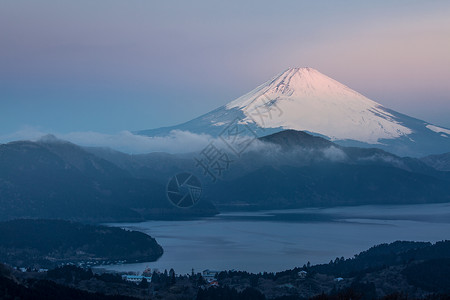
[91,129,450,211]
[0,219,163,268]
[2,130,446,219]
[421,152,450,171]
[0,139,217,222]
[137,67,450,157]
[212,131,450,210]
[207,163,450,210]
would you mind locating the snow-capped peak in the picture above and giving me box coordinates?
[226,67,412,143]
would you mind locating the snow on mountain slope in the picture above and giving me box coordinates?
[426,125,450,137]
[226,67,411,143]
[137,67,450,157]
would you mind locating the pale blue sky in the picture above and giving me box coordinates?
[1,0,450,139]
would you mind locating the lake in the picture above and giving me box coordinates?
[99,203,450,275]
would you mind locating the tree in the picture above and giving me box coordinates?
[151,271,160,284]
[250,275,258,287]
[197,276,206,286]
[169,268,176,285]
[138,278,149,288]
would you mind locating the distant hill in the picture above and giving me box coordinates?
[87,130,450,211]
[0,138,217,222]
[209,163,450,210]
[421,152,450,171]
[206,130,450,210]
[259,129,335,149]
[0,219,163,268]
[2,130,450,219]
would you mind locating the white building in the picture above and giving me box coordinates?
[202,269,219,282]
[298,270,307,278]
[122,275,152,284]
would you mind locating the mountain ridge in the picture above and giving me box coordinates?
[0,139,218,222]
[86,129,450,211]
[2,130,450,221]
[137,67,450,157]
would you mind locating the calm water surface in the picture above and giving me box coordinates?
[99,203,450,274]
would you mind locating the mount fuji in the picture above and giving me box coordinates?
[138,67,450,157]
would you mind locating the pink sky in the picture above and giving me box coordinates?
[1,1,449,136]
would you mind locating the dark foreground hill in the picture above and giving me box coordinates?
[0,219,163,268]
[2,240,450,299]
[213,240,450,299]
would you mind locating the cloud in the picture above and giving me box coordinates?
[243,140,349,164]
[321,146,348,162]
[0,127,214,154]
[358,153,405,168]
[0,126,47,143]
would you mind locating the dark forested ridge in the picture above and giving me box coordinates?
[208,130,450,210]
[0,138,218,222]
[308,240,450,276]
[421,152,450,171]
[2,240,450,299]
[89,130,450,211]
[211,240,450,299]
[0,219,163,268]
[1,132,450,221]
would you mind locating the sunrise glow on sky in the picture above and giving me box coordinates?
[1,1,450,141]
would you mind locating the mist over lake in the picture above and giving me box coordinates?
[100,203,450,274]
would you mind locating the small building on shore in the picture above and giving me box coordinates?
[202,269,219,282]
[122,275,152,284]
[298,270,307,278]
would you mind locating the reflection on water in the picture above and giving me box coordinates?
[98,203,450,274]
